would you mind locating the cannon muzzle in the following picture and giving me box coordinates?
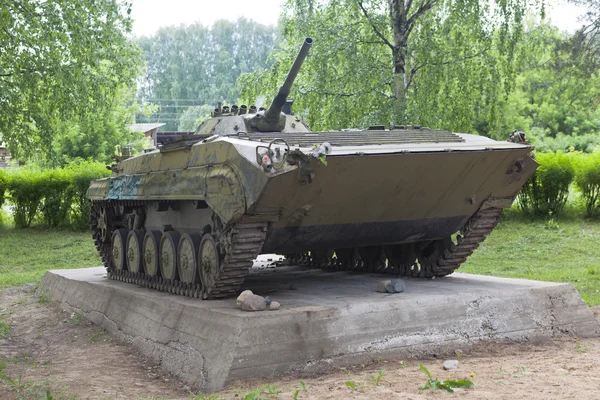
[264,37,313,124]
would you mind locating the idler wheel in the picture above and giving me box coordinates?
[143,230,162,277]
[126,229,145,273]
[111,229,128,271]
[177,233,201,284]
[199,234,220,299]
[160,231,181,281]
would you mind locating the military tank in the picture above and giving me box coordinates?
[87,37,537,299]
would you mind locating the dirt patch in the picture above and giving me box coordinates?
[1,286,600,399]
[0,285,189,400]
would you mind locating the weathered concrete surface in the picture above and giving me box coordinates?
[39,266,600,392]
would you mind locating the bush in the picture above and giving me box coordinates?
[39,169,74,227]
[7,169,46,227]
[518,152,575,217]
[0,169,7,208]
[5,161,110,229]
[574,152,600,218]
[65,161,111,230]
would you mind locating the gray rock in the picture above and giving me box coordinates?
[236,290,253,308]
[443,360,459,370]
[377,279,406,293]
[240,294,267,311]
[268,301,281,311]
[386,279,406,293]
[377,280,392,293]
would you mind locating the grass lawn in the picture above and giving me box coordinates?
[0,213,599,305]
[462,212,600,306]
[0,226,100,287]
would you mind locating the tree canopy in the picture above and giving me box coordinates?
[136,18,277,130]
[238,0,545,136]
[0,0,142,160]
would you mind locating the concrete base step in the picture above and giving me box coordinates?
[39,265,600,393]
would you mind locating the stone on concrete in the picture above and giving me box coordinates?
[38,266,600,393]
[377,279,392,293]
[386,279,406,293]
[236,290,253,308]
[377,279,406,293]
[240,294,267,311]
[443,360,459,370]
[268,301,280,311]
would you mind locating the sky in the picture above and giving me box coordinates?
[130,0,588,38]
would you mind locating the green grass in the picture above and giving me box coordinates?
[0,226,100,287]
[462,212,600,305]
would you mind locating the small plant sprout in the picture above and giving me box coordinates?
[576,340,589,353]
[293,380,310,399]
[263,383,281,396]
[370,369,385,386]
[344,380,358,391]
[418,364,474,394]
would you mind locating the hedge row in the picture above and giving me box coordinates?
[1,161,110,229]
[518,151,600,218]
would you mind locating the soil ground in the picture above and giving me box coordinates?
[1,285,600,400]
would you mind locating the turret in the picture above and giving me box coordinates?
[248,37,313,132]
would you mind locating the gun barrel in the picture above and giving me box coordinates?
[265,37,313,124]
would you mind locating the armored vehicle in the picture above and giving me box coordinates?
[88,38,537,299]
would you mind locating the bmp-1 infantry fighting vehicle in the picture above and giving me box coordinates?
[88,38,537,299]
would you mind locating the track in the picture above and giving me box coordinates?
[289,207,503,278]
[91,200,501,299]
[91,200,267,299]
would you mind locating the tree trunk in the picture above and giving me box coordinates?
[389,0,409,122]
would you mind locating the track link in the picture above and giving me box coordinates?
[90,200,267,300]
[414,207,502,277]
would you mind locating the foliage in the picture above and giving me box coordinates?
[39,169,73,227]
[178,105,215,131]
[0,169,7,208]
[4,162,110,228]
[370,369,385,386]
[493,23,600,150]
[418,364,474,393]
[6,169,46,227]
[0,316,10,338]
[0,0,142,159]
[238,0,542,133]
[64,161,111,230]
[574,152,600,217]
[46,89,145,167]
[518,152,575,217]
[137,18,277,130]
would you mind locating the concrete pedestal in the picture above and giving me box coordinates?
[39,266,600,392]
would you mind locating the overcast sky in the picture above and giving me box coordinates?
[130,0,587,38]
